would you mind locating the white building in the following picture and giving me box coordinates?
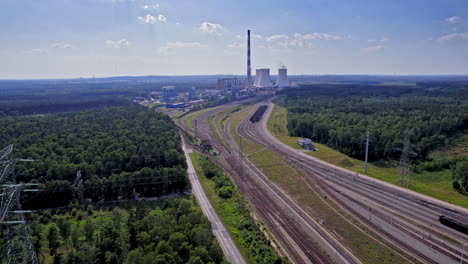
[276,67,289,88]
[253,68,273,88]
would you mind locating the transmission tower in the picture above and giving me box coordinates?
[364,131,370,174]
[0,145,39,264]
[397,130,416,186]
[74,170,84,204]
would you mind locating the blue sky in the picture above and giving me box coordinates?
[0,0,467,78]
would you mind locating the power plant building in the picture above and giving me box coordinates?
[253,68,273,88]
[276,67,289,88]
[217,78,242,91]
[162,86,176,101]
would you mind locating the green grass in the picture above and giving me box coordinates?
[267,103,468,208]
[179,106,222,129]
[228,105,411,263]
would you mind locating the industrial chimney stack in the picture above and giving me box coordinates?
[247,30,252,90]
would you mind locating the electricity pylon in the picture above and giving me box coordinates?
[0,145,39,264]
[397,130,416,187]
[364,131,370,173]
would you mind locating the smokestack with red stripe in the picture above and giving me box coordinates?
[247,30,252,90]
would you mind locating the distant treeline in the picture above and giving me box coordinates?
[0,97,129,116]
[282,84,468,162]
[0,79,211,116]
[0,105,188,209]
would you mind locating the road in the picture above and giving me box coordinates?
[180,134,246,264]
[237,98,468,264]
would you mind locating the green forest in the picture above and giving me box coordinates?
[282,84,468,191]
[0,198,226,264]
[0,105,189,209]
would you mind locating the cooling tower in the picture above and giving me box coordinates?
[253,69,261,87]
[253,69,273,88]
[276,68,288,88]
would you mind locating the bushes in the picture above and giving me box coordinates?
[14,198,227,264]
[451,160,468,193]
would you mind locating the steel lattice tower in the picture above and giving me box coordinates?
[0,145,39,264]
[398,130,415,187]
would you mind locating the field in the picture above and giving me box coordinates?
[268,103,468,208]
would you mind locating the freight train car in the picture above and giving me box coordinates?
[250,105,268,123]
[439,215,468,235]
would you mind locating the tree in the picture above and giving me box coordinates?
[56,216,71,251]
[70,224,81,249]
[451,160,468,192]
[84,220,95,243]
[47,224,62,256]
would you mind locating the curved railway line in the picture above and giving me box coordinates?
[237,99,468,264]
[176,100,335,264]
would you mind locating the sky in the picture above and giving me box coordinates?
[0,0,467,78]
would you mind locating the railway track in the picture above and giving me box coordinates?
[237,99,468,264]
[176,102,335,264]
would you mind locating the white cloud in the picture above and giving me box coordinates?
[446,16,461,24]
[200,22,223,34]
[167,41,201,48]
[51,42,74,49]
[227,42,243,49]
[105,39,130,48]
[25,49,48,56]
[362,45,384,52]
[137,14,165,24]
[437,32,468,42]
[158,41,201,54]
[265,32,348,48]
[294,32,347,41]
[253,34,263,40]
[266,34,289,42]
[137,14,156,24]
[368,37,388,43]
[158,14,166,23]
[143,4,159,10]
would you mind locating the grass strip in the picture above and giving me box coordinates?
[189,152,285,264]
[267,103,468,208]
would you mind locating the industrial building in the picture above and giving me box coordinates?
[276,67,289,88]
[189,87,197,100]
[217,78,242,91]
[253,68,273,88]
[162,86,176,102]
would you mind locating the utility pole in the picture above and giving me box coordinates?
[239,137,245,171]
[364,131,370,174]
[74,170,84,204]
[0,145,39,264]
[398,129,415,186]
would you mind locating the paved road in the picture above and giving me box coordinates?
[180,134,246,264]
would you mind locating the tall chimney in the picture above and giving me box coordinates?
[247,30,252,90]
